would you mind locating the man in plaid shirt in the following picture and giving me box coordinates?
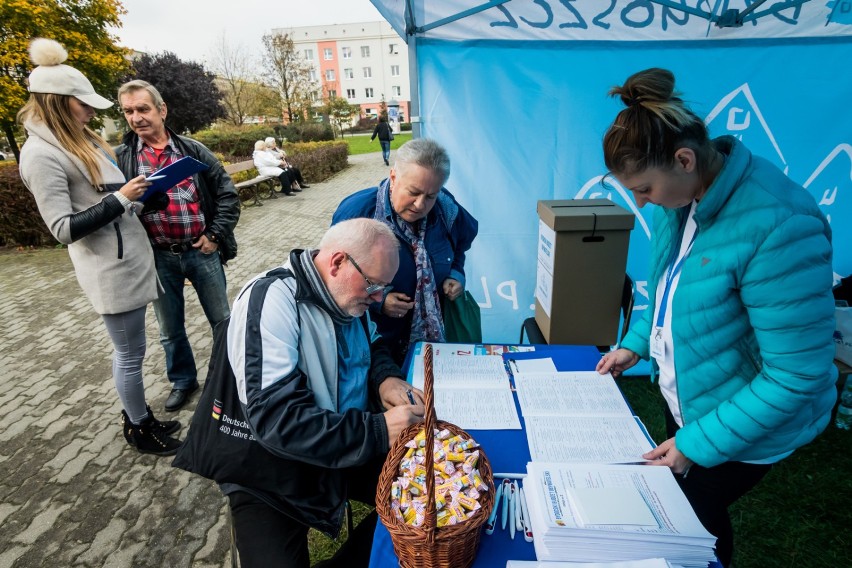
[115,80,240,412]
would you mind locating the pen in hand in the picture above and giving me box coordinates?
[406,390,416,405]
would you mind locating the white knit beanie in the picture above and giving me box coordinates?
[27,38,113,109]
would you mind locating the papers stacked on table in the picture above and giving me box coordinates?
[524,462,716,567]
[513,372,655,463]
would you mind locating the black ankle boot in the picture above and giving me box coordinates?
[121,407,181,445]
[122,412,182,456]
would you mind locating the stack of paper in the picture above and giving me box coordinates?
[524,462,716,567]
[514,372,655,463]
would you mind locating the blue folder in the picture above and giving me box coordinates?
[141,156,209,201]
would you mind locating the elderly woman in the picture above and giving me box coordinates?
[252,140,298,195]
[18,38,181,455]
[332,138,478,364]
[264,137,309,189]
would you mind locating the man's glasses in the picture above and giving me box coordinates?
[345,253,392,295]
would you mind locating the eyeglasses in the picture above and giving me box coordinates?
[345,253,392,295]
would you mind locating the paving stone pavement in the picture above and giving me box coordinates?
[0,152,393,568]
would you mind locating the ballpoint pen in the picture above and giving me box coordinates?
[406,390,416,405]
[484,481,503,535]
[509,480,517,539]
[500,479,510,531]
[519,486,534,542]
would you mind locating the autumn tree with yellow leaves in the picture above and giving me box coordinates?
[0,0,130,161]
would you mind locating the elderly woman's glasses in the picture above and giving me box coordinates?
[345,253,391,295]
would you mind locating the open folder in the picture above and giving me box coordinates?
[141,156,209,201]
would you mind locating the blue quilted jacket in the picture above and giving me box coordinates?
[621,136,837,467]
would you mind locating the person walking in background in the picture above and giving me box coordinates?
[332,139,478,364]
[371,116,394,166]
[253,140,298,195]
[18,39,181,455]
[115,80,240,413]
[264,137,309,189]
[221,219,424,567]
[596,68,837,567]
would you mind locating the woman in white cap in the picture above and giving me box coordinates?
[18,38,182,456]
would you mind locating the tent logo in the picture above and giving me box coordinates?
[827,1,852,25]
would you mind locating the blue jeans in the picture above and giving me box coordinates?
[380,141,391,162]
[152,247,230,389]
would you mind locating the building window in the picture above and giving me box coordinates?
[365,88,374,98]
[304,49,314,60]
[327,89,337,99]
[309,68,318,81]
[342,47,352,59]
[389,43,399,55]
[311,92,320,102]
[323,48,333,60]
[392,86,402,97]
[325,69,335,81]
[361,46,370,57]
[344,68,354,79]
[363,67,372,78]
[390,65,400,77]
[346,89,356,99]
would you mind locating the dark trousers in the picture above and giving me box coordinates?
[665,407,772,567]
[277,171,296,194]
[228,458,384,568]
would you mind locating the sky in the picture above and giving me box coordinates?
[111,0,386,65]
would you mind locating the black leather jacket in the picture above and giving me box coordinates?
[114,128,240,263]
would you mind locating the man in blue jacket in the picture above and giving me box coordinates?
[332,138,478,364]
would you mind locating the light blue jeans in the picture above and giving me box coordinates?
[152,247,230,390]
[380,141,391,162]
[102,306,149,424]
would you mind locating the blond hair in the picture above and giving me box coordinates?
[18,93,116,186]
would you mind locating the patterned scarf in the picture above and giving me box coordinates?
[295,249,353,327]
[374,179,445,344]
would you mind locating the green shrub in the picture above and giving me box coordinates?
[0,162,57,247]
[400,122,412,132]
[285,141,348,182]
[193,124,278,160]
[278,122,334,143]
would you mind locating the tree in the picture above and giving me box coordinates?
[130,52,225,134]
[0,0,130,161]
[322,96,359,139]
[209,34,280,126]
[262,33,317,123]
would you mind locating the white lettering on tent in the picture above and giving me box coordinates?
[476,277,520,311]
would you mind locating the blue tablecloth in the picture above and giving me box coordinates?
[369,344,603,568]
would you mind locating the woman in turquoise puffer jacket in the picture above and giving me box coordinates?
[596,68,837,567]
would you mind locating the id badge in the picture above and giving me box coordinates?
[650,327,665,359]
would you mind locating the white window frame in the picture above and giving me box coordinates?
[342,47,352,59]
[390,65,400,77]
[361,46,370,57]
[323,48,333,60]
[365,87,374,98]
[346,88,356,99]
[344,68,354,80]
[363,67,372,78]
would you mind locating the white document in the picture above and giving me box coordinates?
[506,558,674,568]
[409,344,521,430]
[567,486,657,526]
[514,372,633,417]
[524,415,653,463]
[508,357,558,374]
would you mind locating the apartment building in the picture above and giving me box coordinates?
[277,21,411,123]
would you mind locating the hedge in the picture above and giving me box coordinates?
[0,161,56,247]
[283,140,348,183]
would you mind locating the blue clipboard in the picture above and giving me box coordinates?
[141,156,209,201]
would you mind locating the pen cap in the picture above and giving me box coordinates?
[375,343,496,568]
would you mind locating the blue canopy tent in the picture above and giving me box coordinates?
[370,0,852,348]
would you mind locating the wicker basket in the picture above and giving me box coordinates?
[376,343,495,568]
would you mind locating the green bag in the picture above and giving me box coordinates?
[442,291,482,343]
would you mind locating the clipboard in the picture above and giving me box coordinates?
[141,156,209,201]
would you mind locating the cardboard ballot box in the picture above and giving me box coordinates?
[535,199,635,346]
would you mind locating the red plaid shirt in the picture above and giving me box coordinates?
[135,138,206,245]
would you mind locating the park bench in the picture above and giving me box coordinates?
[224,160,279,207]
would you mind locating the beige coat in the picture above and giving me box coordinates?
[20,121,159,314]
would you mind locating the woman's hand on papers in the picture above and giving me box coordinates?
[596,348,639,378]
[379,377,424,408]
[382,292,414,319]
[118,175,151,201]
[643,437,694,475]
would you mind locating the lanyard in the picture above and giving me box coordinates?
[655,216,698,329]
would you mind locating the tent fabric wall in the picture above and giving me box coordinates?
[372,0,852,346]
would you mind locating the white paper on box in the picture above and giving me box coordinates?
[536,220,556,317]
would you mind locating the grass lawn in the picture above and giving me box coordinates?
[342,132,413,155]
[308,376,852,566]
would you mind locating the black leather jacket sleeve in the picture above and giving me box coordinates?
[69,194,126,242]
